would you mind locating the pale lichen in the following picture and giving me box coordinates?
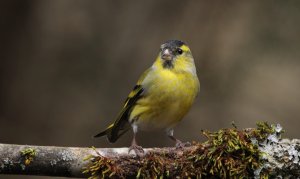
[256,134,300,178]
[60,150,73,161]
[253,123,283,178]
[50,160,57,166]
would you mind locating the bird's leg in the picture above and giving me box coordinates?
[166,129,190,148]
[128,124,144,155]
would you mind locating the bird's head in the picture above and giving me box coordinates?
[154,40,196,75]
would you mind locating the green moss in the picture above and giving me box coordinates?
[83,122,278,178]
[136,152,174,178]
[82,147,124,178]
[20,148,36,165]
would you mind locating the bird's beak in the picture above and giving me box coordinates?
[161,48,173,61]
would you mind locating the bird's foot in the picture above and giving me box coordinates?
[128,144,144,156]
[175,140,191,149]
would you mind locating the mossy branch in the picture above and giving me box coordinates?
[0,123,299,178]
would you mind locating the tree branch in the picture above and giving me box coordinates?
[0,143,198,178]
[1,124,299,178]
[0,143,91,177]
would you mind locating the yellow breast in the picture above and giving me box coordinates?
[130,68,199,130]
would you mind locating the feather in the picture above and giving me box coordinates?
[94,85,144,143]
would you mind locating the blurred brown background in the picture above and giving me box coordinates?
[1,0,300,178]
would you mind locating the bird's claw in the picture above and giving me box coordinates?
[128,144,144,156]
[175,140,191,149]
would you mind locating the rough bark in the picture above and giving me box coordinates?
[0,139,299,178]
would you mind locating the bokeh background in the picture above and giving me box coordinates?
[1,1,300,178]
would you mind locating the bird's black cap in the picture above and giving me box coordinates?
[161,40,185,50]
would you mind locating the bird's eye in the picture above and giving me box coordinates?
[177,48,183,55]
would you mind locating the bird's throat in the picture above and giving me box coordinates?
[163,60,174,69]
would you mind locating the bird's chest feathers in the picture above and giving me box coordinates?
[146,70,195,105]
[134,69,198,130]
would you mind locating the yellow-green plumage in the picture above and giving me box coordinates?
[130,62,199,130]
[95,40,200,148]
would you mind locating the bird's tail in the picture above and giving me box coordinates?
[94,123,130,143]
[94,124,113,138]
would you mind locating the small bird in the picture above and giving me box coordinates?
[94,40,200,154]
